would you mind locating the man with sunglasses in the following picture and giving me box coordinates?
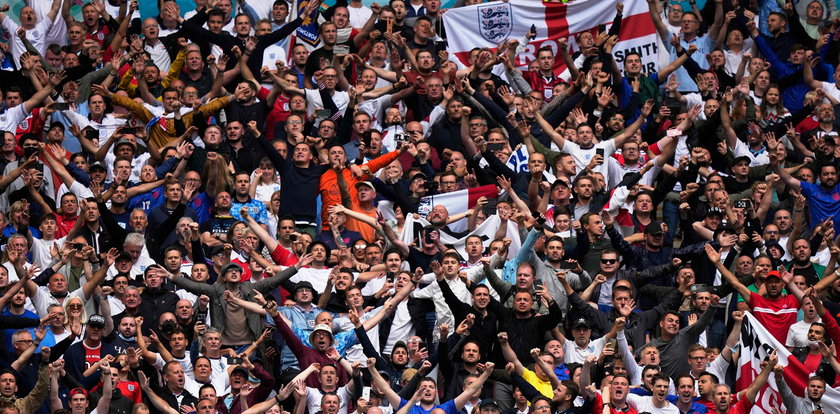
[559,253,690,352]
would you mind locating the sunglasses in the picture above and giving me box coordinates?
[601,259,618,264]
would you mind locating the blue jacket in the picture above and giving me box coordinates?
[63,340,118,389]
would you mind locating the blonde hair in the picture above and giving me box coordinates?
[63,296,88,326]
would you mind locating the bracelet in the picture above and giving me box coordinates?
[338,356,344,363]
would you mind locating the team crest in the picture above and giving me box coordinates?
[477,3,513,43]
[417,197,432,217]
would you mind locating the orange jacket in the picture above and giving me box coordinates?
[318,150,400,229]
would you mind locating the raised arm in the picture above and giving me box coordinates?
[79,248,117,300]
[705,244,752,301]
[137,372,179,414]
[738,350,777,404]
[366,358,402,409]
[497,332,524,375]
[453,362,494,410]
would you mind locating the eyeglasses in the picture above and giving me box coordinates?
[601,259,618,264]
[441,181,457,185]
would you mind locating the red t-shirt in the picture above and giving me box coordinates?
[118,380,143,403]
[724,398,752,414]
[270,244,299,267]
[590,393,639,414]
[747,294,799,344]
[522,70,563,101]
[84,342,102,370]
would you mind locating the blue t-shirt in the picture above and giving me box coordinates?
[398,398,459,414]
[800,181,840,235]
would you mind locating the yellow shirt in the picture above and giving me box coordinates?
[521,368,553,398]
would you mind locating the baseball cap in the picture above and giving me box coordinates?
[48,121,65,132]
[644,221,664,236]
[732,155,751,165]
[714,223,736,236]
[87,314,106,327]
[115,251,132,262]
[69,387,88,398]
[572,318,590,329]
[89,161,106,172]
[479,400,501,411]
[114,138,135,151]
[355,181,375,190]
[410,172,428,182]
[220,262,243,277]
[766,270,782,280]
[705,207,724,219]
[291,281,315,294]
[393,341,408,352]
[231,366,249,378]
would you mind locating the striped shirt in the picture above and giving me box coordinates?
[747,294,800,344]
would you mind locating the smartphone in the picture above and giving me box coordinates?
[227,356,243,365]
[334,45,350,55]
[33,162,43,173]
[435,40,447,52]
[196,311,207,322]
[72,242,85,250]
[52,102,70,111]
[418,342,427,351]
[424,229,434,245]
[595,148,605,157]
[606,339,617,351]
[362,386,371,401]
[535,279,544,289]
[85,128,98,139]
[23,146,38,160]
[487,143,504,152]
[690,284,708,293]
[734,200,748,209]
[316,109,331,118]
[482,198,497,216]
[394,132,410,143]
[122,126,138,134]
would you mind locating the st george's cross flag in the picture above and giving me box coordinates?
[442,0,666,78]
[737,312,840,413]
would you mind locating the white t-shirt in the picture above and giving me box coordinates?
[384,301,414,355]
[347,5,373,28]
[154,352,195,379]
[205,355,231,394]
[305,89,350,123]
[563,337,606,365]
[561,138,618,188]
[786,319,820,349]
[1,18,51,66]
[30,237,66,269]
[626,394,679,414]
[306,384,354,414]
[32,286,88,318]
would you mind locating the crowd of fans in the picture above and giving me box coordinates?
[4,0,840,413]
